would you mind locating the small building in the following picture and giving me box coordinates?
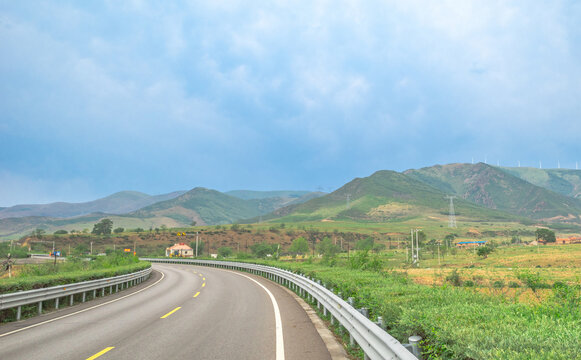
[165,243,194,258]
[455,240,487,248]
[556,236,581,245]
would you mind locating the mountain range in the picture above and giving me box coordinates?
[2,163,581,239]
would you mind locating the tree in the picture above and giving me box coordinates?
[288,237,309,256]
[54,230,68,235]
[191,220,197,227]
[444,234,457,247]
[92,219,113,235]
[535,228,556,243]
[476,246,493,259]
[355,237,374,251]
[317,237,340,263]
[218,246,233,258]
[189,241,205,255]
[32,228,46,239]
[113,227,124,234]
[250,242,272,258]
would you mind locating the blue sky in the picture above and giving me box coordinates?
[1,1,580,206]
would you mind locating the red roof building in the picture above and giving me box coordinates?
[165,243,194,258]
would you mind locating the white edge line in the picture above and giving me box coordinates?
[230,272,285,360]
[0,270,165,338]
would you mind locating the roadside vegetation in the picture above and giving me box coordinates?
[230,249,581,360]
[0,252,149,294]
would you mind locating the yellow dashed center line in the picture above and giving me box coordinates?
[202,277,206,281]
[193,291,200,298]
[86,347,114,360]
[202,283,206,287]
[160,307,181,319]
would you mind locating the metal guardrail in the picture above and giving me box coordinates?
[144,258,418,360]
[0,267,152,321]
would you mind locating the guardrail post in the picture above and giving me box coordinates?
[110,285,113,294]
[38,301,42,315]
[93,289,97,299]
[409,336,422,359]
[82,292,86,303]
[55,297,59,309]
[70,295,73,306]
[16,306,21,321]
[360,308,369,318]
[376,316,385,330]
[116,284,119,292]
[102,288,105,297]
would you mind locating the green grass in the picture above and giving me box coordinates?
[241,257,581,359]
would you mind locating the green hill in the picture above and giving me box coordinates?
[500,167,581,199]
[404,163,581,221]
[132,187,263,226]
[270,170,521,223]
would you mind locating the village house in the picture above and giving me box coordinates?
[165,243,194,258]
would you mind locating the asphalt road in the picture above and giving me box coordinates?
[0,263,332,360]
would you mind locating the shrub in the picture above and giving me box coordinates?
[446,269,462,286]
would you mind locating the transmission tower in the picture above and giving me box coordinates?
[446,195,457,228]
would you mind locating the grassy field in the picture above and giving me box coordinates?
[247,246,581,359]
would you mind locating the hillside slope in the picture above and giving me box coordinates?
[404,163,581,221]
[270,170,520,223]
[500,167,581,199]
[132,187,263,226]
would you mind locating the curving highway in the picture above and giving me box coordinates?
[0,264,334,360]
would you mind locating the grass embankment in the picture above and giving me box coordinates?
[245,257,580,360]
[0,253,150,294]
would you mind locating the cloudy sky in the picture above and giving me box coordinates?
[1,1,580,206]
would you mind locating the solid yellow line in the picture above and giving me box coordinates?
[193,291,200,298]
[160,307,181,319]
[86,347,115,360]
[203,277,206,281]
[202,283,206,287]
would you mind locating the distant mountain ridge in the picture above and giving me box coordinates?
[0,188,324,239]
[0,191,186,220]
[3,164,581,240]
[268,169,521,223]
[404,163,581,220]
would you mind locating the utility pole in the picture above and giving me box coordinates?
[196,231,199,257]
[415,229,420,267]
[90,241,93,255]
[410,229,414,265]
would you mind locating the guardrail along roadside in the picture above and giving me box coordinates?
[0,267,152,322]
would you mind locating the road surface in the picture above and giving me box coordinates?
[0,263,333,360]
